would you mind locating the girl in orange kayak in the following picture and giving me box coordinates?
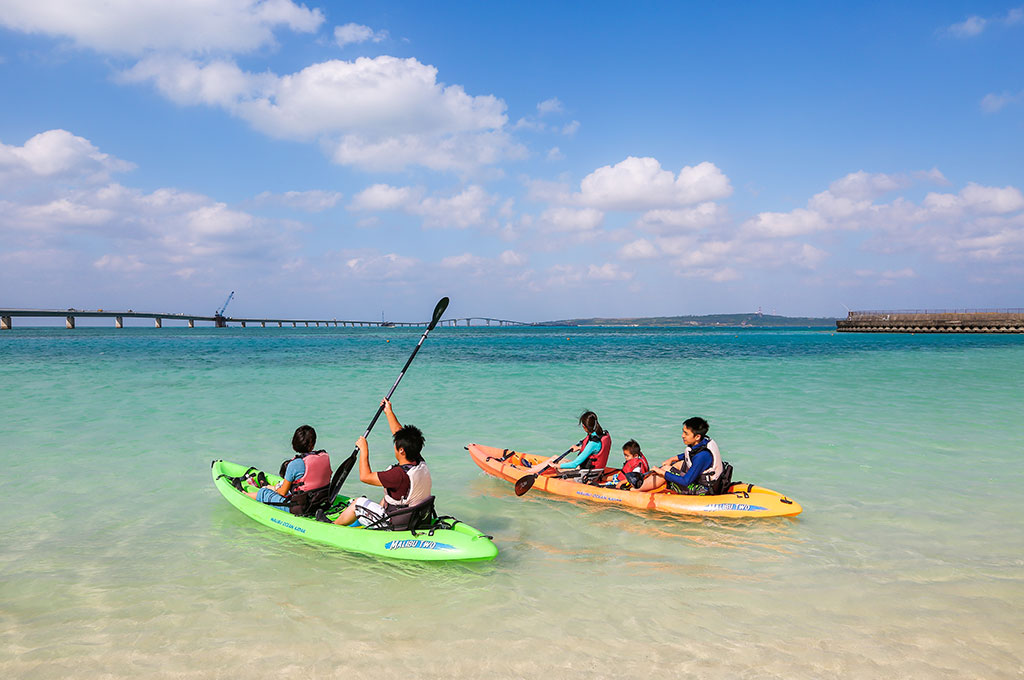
[536,411,611,473]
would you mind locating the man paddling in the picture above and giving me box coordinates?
[635,417,724,494]
[332,398,432,528]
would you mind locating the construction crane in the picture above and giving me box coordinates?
[214,291,234,327]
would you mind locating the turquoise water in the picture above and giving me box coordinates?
[1,326,1022,678]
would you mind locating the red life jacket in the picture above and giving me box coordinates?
[585,432,612,469]
[622,452,650,475]
[292,450,332,491]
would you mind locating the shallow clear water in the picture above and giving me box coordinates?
[2,326,1022,678]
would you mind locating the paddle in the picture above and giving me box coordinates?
[514,446,575,496]
[325,297,449,506]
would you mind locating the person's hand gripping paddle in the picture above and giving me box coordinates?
[324,297,449,506]
[514,446,575,496]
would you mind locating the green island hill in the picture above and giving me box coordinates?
[538,313,838,327]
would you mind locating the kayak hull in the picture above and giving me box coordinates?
[467,443,802,518]
[211,460,498,562]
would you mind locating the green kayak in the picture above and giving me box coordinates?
[211,459,498,562]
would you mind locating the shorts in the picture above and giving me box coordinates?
[256,486,290,510]
[664,467,710,495]
[352,497,388,528]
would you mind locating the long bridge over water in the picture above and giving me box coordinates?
[0,308,531,330]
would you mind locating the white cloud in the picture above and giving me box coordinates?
[543,262,632,287]
[946,15,987,37]
[121,54,524,171]
[944,7,1024,37]
[587,263,632,281]
[546,147,564,161]
[744,169,949,237]
[348,184,497,229]
[499,249,526,266]
[981,91,1022,113]
[741,170,1024,266]
[619,238,659,259]
[417,185,497,229]
[827,170,910,200]
[348,184,424,211]
[538,206,604,232]
[0,129,134,185]
[334,23,387,48]
[0,0,323,55]
[575,157,732,210]
[913,168,949,185]
[525,177,572,204]
[537,98,564,115]
[926,183,1024,215]
[329,130,525,172]
[562,120,580,136]
[635,202,726,233]
[94,253,145,273]
[855,268,916,283]
[0,130,297,276]
[440,253,484,268]
[743,207,827,238]
[254,190,342,212]
[343,250,420,280]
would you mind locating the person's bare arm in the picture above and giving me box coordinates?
[382,398,402,434]
[356,436,383,486]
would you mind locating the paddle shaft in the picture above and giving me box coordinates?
[343,297,449,466]
[514,446,576,496]
[362,324,439,438]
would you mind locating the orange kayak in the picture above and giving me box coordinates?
[467,443,802,518]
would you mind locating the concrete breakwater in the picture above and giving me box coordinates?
[837,309,1024,333]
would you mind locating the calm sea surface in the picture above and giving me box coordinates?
[1,326,1022,679]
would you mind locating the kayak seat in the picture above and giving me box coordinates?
[709,462,734,495]
[286,485,331,517]
[362,496,439,534]
[556,468,605,485]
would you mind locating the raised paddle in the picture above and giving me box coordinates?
[514,446,575,496]
[324,297,449,506]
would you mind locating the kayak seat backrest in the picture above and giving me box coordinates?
[363,496,438,534]
[287,485,331,517]
[711,462,734,495]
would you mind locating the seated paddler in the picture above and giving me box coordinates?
[635,417,724,494]
[535,411,611,480]
[332,398,432,528]
[600,438,650,488]
[245,425,332,512]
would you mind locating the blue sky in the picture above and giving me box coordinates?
[1,1,1022,322]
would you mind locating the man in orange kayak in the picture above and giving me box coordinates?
[635,417,724,494]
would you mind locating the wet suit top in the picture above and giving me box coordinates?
[559,434,601,469]
[663,438,714,488]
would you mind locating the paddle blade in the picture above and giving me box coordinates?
[427,297,449,331]
[328,450,358,499]
[514,474,536,496]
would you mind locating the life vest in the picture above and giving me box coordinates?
[681,437,723,483]
[623,452,650,475]
[282,450,332,492]
[582,431,612,469]
[383,461,432,509]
